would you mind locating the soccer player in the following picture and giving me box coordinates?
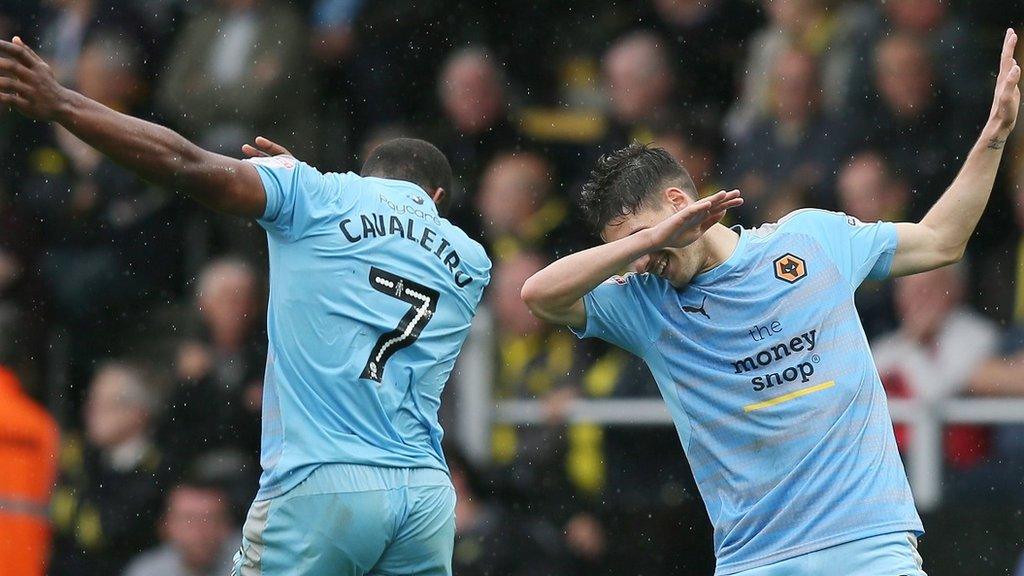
[521,30,1020,575]
[0,38,490,575]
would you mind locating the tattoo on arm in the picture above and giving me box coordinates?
[986,136,1007,150]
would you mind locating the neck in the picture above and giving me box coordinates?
[697,223,740,274]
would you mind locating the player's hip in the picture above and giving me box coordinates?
[234,463,455,575]
[726,531,926,576]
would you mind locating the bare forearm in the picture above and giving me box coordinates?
[919,123,1008,256]
[522,232,652,316]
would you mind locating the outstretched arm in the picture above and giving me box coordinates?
[890,28,1021,277]
[521,190,742,329]
[0,38,266,217]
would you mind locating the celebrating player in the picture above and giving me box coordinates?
[521,29,1020,576]
[0,37,490,575]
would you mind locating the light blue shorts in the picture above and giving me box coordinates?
[731,531,926,576]
[232,463,455,576]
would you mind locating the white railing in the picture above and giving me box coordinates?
[453,310,1024,512]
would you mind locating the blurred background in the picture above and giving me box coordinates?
[1,0,1023,575]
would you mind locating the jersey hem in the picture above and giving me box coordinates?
[255,459,450,501]
[713,521,924,575]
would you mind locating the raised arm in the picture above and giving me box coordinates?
[889,28,1021,277]
[0,38,266,217]
[521,190,742,329]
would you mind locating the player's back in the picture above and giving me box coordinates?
[246,156,491,500]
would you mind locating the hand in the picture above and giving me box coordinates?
[643,189,743,251]
[0,37,68,121]
[241,136,294,159]
[988,28,1021,138]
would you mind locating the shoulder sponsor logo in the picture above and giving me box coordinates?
[602,275,630,286]
[247,155,296,170]
[773,253,806,283]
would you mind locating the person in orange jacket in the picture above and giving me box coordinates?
[0,366,60,576]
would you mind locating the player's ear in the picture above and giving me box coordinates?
[431,187,446,207]
[664,187,692,212]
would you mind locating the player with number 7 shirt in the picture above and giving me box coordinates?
[0,36,490,575]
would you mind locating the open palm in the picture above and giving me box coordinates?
[990,28,1021,136]
[646,190,743,251]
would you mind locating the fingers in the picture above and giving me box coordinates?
[255,136,291,156]
[0,39,36,68]
[241,143,268,158]
[0,75,24,94]
[703,189,742,212]
[1003,29,1017,70]
[0,54,30,79]
[0,91,28,109]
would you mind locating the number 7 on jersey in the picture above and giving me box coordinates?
[361,267,440,382]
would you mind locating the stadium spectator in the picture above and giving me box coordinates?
[436,49,520,177]
[724,0,874,139]
[872,265,1000,473]
[643,0,761,117]
[837,150,908,339]
[123,480,238,576]
[853,33,971,219]
[20,33,178,400]
[51,362,168,576]
[477,151,579,260]
[22,33,171,323]
[602,31,678,146]
[488,252,615,572]
[36,0,137,83]
[590,349,716,575]
[0,188,36,358]
[157,0,314,158]
[434,46,523,234]
[489,253,585,497]
[965,178,1024,498]
[159,258,264,466]
[0,366,59,576]
[649,120,724,199]
[726,48,848,223]
[846,0,987,117]
[447,443,567,576]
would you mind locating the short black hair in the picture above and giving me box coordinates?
[361,138,454,216]
[579,141,697,233]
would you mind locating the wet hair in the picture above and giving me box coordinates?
[579,141,697,233]
[361,138,454,216]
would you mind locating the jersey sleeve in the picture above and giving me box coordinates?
[788,210,898,288]
[570,274,657,356]
[246,156,348,241]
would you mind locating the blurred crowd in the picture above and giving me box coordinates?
[1,0,1023,575]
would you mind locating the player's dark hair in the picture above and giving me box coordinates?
[361,138,455,216]
[580,141,697,234]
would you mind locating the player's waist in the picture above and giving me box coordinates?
[288,462,451,496]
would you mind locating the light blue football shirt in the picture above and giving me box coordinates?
[245,156,491,501]
[573,209,922,575]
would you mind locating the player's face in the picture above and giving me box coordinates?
[601,196,705,289]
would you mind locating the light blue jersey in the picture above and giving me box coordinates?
[573,209,923,575]
[246,156,491,501]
